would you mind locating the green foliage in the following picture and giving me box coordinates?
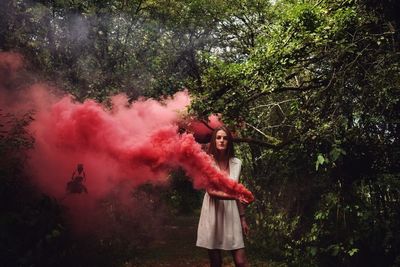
[188,0,400,266]
[164,169,203,214]
[0,112,67,266]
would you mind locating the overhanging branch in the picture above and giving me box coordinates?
[233,136,296,149]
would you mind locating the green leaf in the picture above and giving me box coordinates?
[348,248,359,256]
[315,154,325,170]
[310,246,317,256]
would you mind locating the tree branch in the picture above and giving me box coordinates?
[246,82,326,104]
[233,136,295,149]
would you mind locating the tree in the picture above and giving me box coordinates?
[190,0,400,265]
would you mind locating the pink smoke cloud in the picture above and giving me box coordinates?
[1,52,254,233]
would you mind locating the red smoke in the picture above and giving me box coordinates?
[1,52,254,232]
[28,89,253,202]
[0,52,23,78]
[184,114,223,143]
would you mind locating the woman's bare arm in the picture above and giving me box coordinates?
[207,188,237,200]
[236,200,247,215]
[207,189,252,204]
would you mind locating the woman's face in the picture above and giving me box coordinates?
[215,130,228,151]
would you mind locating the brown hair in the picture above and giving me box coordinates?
[208,125,235,161]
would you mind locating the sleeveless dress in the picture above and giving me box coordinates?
[196,157,244,250]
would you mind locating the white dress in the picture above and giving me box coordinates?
[196,157,244,250]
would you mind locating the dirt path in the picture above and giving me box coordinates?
[123,214,272,267]
[124,215,238,267]
[124,214,210,266]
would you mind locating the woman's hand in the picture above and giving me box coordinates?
[240,216,249,236]
[238,194,254,205]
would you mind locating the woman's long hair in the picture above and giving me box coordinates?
[208,125,235,161]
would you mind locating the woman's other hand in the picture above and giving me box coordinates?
[240,217,249,236]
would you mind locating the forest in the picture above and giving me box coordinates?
[1,0,399,266]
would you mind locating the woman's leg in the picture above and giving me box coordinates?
[231,248,248,267]
[208,249,222,267]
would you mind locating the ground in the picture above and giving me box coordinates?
[123,213,273,267]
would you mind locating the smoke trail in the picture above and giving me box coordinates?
[28,90,253,202]
[28,89,190,199]
[1,52,254,233]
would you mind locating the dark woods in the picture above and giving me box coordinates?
[1,0,399,266]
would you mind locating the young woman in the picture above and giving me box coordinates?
[196,126,250,267]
